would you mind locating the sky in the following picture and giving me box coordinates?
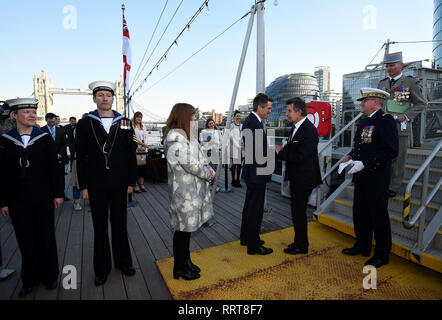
[0,0,435,120]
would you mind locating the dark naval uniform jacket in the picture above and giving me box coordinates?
[0,127,64,206]
[350,109,399,186]
[76,110,137,191]
[0,127,62,288]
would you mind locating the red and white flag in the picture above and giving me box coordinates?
[123,15,132,93]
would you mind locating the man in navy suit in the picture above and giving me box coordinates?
[276,98,322,255]
[240,93,274,255]
[41,113,69,200]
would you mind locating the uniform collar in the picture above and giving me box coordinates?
[2,127,48,149]
[369,108,382,118]
[388,73,403,81]
[88,110,125,125]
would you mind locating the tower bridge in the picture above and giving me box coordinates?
[33,69,125,125]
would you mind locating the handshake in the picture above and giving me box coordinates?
[338,159,365,175]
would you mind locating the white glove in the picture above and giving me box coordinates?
[348,161,365,174]
[338,160,354,174]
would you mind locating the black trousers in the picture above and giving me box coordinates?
[240,182,266,251]
[56,163,66,197]
[173,231,191,268]
[88,187,133,277]
[289,181,313,249]
[353,182,392,259]
[9,202,59,288]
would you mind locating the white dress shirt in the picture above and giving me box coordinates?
[291,117,308,140]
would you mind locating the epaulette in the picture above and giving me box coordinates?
[382,112,394,119]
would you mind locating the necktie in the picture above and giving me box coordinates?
[390,78,396,88]
[50,127,56,141]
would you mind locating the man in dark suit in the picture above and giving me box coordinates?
[64,117,77,172]
[41,113,69,200]
[240,93,274,255]
[275,98,322,255]
[341,88,399,268]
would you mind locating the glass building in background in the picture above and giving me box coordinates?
[434,0,442,69]
[266,73,319,125]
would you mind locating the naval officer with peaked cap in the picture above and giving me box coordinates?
[341,88,398,268]
[76,81,137,286]
[377,52,427,197]
[0,98,63,297]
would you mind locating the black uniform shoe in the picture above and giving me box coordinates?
[247,246,273,255]
[241,239,265,246]
[18,287,34,297]
[173,266,200,280]
[95,275,108,286]
[284,247,308,255]
[342,247,371,256]
[388,190,397,197]
[365,257,389,268]
[45,281,58,290]
[119,266,136,276]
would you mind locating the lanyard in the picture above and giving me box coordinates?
[90,118,119,170]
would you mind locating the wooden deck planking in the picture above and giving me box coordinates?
[0,170,296,300]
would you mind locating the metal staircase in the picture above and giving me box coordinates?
[314,138,442,273]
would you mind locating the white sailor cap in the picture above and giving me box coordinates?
[89,81,116,96]
[384,52,403,64]
[357,88,390,101]
[5,98,39,111]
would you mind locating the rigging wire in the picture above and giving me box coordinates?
[129,0,210,99]
[134,10,251,99]
[131,0,170,89]
[132,0,185,90]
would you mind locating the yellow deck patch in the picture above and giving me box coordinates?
[156,222,442,300]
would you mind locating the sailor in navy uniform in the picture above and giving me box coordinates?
[0,98,63,297]
[76,81,137,286]
[341,88,399,268]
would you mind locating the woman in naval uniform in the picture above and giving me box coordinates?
[0,98,64,297]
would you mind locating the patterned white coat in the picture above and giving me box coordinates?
[165,129,214,232]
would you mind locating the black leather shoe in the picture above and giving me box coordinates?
[95,275,108,286]
[119,266,136,276]
[241,239,265,246]
[365,257,389,268]
[342,247,371,256]
[173,266,200,280]
[45,281,58,290]
[247,246,273,255]
[388,190,397,198]
[18,287,34,297]
[185,259,200,273]
[284,247,308,255]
